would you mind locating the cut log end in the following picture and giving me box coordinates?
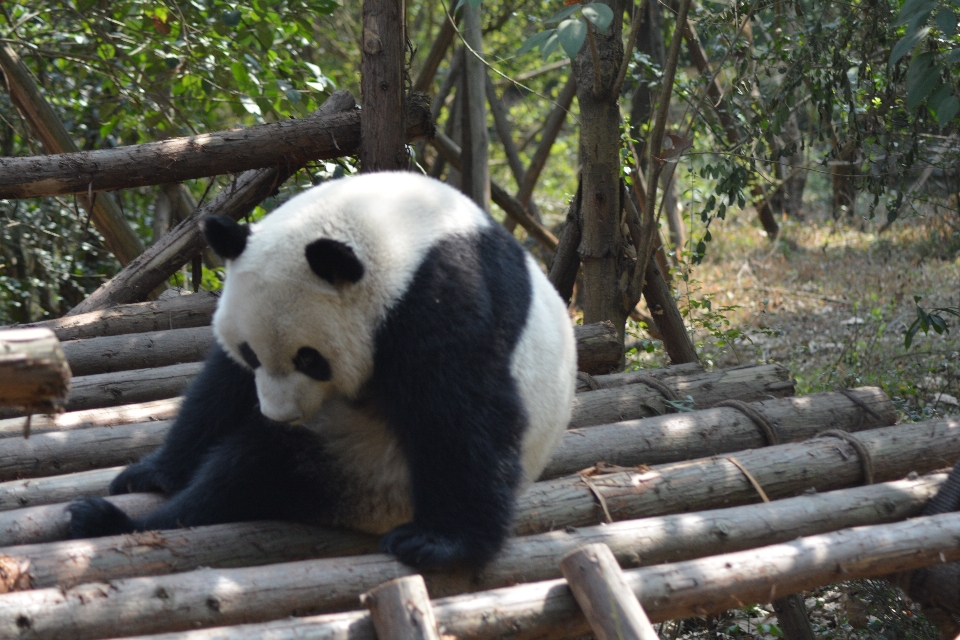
[0,329,71,419]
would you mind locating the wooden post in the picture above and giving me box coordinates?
[459,3,490,210]
[0,44,144,265]
[360,0,408,171]
[362,575,441,640]
[561,543,659,640]
[0,329,70,420]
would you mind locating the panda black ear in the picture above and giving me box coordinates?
[305,238,365,285]
[203,215,250,259]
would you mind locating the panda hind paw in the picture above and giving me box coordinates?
[380,523,497,569]
[67,497,138,539]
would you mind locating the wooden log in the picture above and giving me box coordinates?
[517,417,960,535]
[61,327,215,377]
[0,478,956,639]
[63,363,202,413]
[0,467,120,511]
[0,472,941,595]
[0,492,165,547]
[0,43,144,264]
[0,386,884,502]
[0,361,698,437]
[560,544,659,640]
[575,363,701,391]
[0,421,169,482]
[570,363,793,427]
[0,322,622,413]
[17,292,219,341]
[0,399,179,439]
[362,575,441,640]
[0,329,71,415]
[0,91,435,200]
[574,320,622,375]
[546,387,893,478]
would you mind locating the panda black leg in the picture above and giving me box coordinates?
[109,344,258,497]
[71,422,334,538]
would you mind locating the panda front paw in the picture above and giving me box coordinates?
[67,498,137,539]
[380,523,498,569]
[109,461,167,495]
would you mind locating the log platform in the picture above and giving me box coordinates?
[0,299,955,640]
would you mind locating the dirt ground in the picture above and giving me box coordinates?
[621,206,960,639]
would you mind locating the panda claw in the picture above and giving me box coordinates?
[381,523,495,569]
[67,497,137,539]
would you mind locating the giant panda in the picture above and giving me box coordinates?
[68,171,577,569]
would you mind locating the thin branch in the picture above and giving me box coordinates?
[611,0,648,98]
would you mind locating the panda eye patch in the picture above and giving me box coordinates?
[293,347,331,381]
[238,342,260,369]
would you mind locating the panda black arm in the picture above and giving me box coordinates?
[374,227,531,568]
[110,342,258,495]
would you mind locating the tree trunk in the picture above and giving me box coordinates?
[781,111,807,217]
[360,0,407,172]
[458,4,490,210]
[641,255,699,363]
[577,0,628,342]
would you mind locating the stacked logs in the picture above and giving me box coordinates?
[0,300,955,639]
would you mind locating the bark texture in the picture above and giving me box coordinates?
[0,329,71,414]
[0,92,433,200]
[360,0,407,171]
[0,476,955,639]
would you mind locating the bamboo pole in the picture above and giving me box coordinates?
[0,476,953,639]
[0,329,71,415]
[0,44,144,264]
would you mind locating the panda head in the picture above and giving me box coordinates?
[203,213,373,425]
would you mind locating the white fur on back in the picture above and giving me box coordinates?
[512,255,577,487]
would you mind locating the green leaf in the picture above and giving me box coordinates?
[948,48,960,65]
[96,43,115,60]
[889,26,929,67]
[517,29,555,56]
[895,0,934,26]
[546,5,581,23]
[906,55,940,109]
[222,10,242,27]
[936,8,957,33]
[930,313,948,333]
[936,94,959,125]
[557,18,587,58]
[541,32,561,57]
[581,3,614,31]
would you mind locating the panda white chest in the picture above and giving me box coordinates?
[301,397,413,534]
